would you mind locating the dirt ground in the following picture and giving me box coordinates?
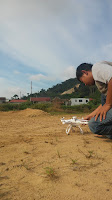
[0,108,112,200]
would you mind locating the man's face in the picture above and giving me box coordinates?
[80,70,95,86]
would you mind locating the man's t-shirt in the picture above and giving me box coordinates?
[92,61,112,95]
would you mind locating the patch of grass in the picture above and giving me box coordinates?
[70,158,77,165]
[0,191,10,198]
[22,163,31,170]
[74,182,83,187]
[88,150,94,158]
[0,176,9,181]
[57,150,60,158]
[83,138,90,147]
[0,102,32,111]
[24,151,31,154]
[0,101,94,116]
[0,162,6,166]
[31,102,52,112]
[78,149,94,159]
[55,137,58,142]
[15,162,32,170]
[45,167,56,178]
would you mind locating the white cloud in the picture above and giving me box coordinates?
[0,0,105,76]
[0,0,112,98]
[61,66,76,81]
[0,76,26,98]
[13,70,20,74]
[102,43,112,59]
[0,0,75,21]
[2,86,27,99]
[0,77,5,81]
[0,0,75,75]
[8,87,22,96]
[29,74,47,81]
[29,73,57,81]
[86,43,112,63]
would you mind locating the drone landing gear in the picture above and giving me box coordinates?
[66,125,84,135]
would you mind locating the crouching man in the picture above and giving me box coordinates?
[76,61,112,139]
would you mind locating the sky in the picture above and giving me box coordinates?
[0,0,112,99]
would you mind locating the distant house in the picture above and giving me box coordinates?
[30,97,51,104]
[70,98,91,106]
[10,99,27,104]
[0,97,6,104]
[52,97,64,104]
[52,97,70,106]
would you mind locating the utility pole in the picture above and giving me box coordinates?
[31,81,32,95]
[20,91,21,99]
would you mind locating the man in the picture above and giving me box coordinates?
[76,61,112,138]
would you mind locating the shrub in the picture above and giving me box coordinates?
[31,103,52,112]
[0,101,32,111]
[61,100,100,113]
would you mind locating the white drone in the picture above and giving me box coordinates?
[61,116,88,135]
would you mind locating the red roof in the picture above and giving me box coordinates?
[89,98,94,101]
[30,97,51,102]
[10,99,27,103]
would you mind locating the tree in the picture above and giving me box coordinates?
[13,94,19,99]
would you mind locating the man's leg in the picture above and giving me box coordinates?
[88,94,112,137]
[88,113,112,136]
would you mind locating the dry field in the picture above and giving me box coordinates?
[0,108,112,200]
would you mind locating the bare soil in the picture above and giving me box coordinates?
[0,108,112,200]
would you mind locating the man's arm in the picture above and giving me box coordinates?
[95,78,112,121]
[105,78,112,105]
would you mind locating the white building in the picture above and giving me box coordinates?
[70,98,90,106]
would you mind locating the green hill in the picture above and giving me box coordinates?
[25,78,101,101]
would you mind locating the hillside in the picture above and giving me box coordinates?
[24,78,101,101]
[61,87,75,95]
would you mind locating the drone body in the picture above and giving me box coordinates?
[61,116,88,135]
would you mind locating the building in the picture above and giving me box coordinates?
[52,97,70,108]
[30,97,51,104]
[70,98,90,106]
[0,97,6,104]
[9,99,27,104]
[52,97,65,104]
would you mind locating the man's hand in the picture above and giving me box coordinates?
[95,104,111,121]
[83,105,102,120]
[83,114,95,120]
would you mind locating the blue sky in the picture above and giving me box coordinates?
[0,0,112,98]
